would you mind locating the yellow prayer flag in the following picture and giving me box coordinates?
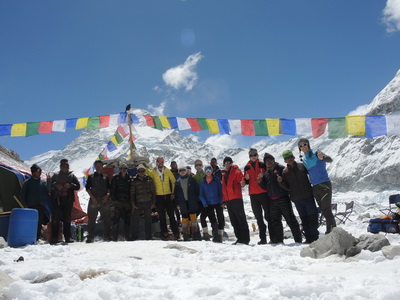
[346,115,366,136]
[159,116,171,128]
[11,123,27,137]
[76,117,89,130]
[111,135,119,146]
[206,119,219,134]
[266,118,281,136]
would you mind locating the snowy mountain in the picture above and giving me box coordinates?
[19,69,400,208]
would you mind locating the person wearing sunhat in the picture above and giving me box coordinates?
[130,164,156,240]
[20,164,51,241]
[243,148,272,245]
[221,156,250,245]
[298,138,336,234]
[50,159,80,244]
[257,153,302,244]
[175,165,201,241]
[278,150,319,243]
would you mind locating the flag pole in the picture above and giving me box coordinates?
[125,104,134,160]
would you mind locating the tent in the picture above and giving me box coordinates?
[0,163,30,212]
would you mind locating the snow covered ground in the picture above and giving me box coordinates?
[1,193,400,300]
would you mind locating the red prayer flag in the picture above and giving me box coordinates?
[38,121,53,133]
[144,115,155,127]
[117,125,129,138]
[241,120,255,136]
[187,118,202,131]
[312,118,328,138]
[99,115,110,128]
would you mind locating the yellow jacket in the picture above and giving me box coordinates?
[147,167,176,196]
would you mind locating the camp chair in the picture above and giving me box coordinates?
[335,201,354,225]
[379,194,400,217]
[319,203,337,226]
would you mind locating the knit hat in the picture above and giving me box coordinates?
[282,150,294,160]
[223,157,233,164]
[137,164,146,171]
[263,153,275,162]
[248,148,258,157]
[298,138,310,150]
[120,163,128,169]
[30,164,41,173]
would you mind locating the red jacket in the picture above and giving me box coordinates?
[221,165,244,202]
[244,160,267,195]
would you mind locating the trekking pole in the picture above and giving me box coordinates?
[13,195,25,208]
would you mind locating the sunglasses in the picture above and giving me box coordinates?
[195,164,202,167]
[284,156,295,160]
[249,154,258,157]
[179,169,187,172]
[299,143,308,148]
[205,169,212,172]
[138,169,145,173]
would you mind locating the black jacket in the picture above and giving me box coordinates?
[258,163,288,199]
[279,162,313,202]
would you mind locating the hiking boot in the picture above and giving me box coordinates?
[65,239,75,243]
[183,233,190,241]
[258,239,267,245]
[192,232,202,241]
[213,235,222,243]
[86,238,94,243]
[202,233,211,241]
[174,234,182,241]
[161,232,170,241]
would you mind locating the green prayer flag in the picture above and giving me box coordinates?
[153,116,163,130]
[26,122,40,137]
[196,118,209,130]
[328,118,346,138]
[88,117,100,129]
[254,119,269,136]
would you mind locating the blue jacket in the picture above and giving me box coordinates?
[302,149,331,185]
[20,177,50,207]
[199,176,223,206]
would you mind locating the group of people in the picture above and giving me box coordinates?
[20,137,336,245]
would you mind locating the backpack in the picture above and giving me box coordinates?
[367,218,400,234]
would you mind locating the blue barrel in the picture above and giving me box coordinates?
[7,208,38,247]
[0,213,11,241]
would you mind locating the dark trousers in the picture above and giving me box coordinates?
[156,194,179,236]
[270,197,302,243]
[29,204,45,241]
[199,206,208,228]
[87,199,112,240]
[250,193,274,242]
[225,198,250,244]
[112,201,131,241]
[131,201,153,240]
[51,197,73,242]
[294,197,319,242]
[313,181,336,234]
[204,204,225,230]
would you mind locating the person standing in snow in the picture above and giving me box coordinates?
[169,161,181,227]
[210,157,222,180]
[221,156,250,245]
[193,159,211,241]
[50,159,80,244]
[130,164,156,240]
[85,160,112,243]
[243,148,273,245]
[20,164,51,241]
[257,153,302,244]
[278,150,319,243]
[200,165,224,243]
[110,163,132,241]
[147,157,180,240]
[175,166,201,241]
[298,138,336,234]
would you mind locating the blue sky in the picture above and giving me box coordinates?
[1,0,400,160]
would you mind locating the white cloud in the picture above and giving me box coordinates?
[148,101,167,116]
[382,0,400,32]
[162,52,204,91]
[205,135,239,149]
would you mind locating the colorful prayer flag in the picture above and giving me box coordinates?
[253,120,268,136]
[38,121,53,134]
[311,118,328,138]
[346,115,366,136]
[266,119,280,136]
[11,123,27,137]
[328,118,346,138]
[206,119,219,134]
[366,115,387,138]
[241,120,255,136]
[76,117,89,130]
